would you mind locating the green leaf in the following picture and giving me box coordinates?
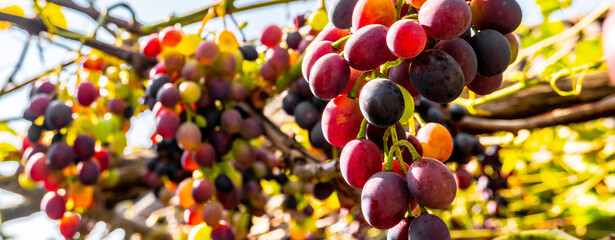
[573,39,603,67]
[535,0,573,16]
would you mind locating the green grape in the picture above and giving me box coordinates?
[105,113,122,131]
[397,84,415,123]
[308,9,329,31]
[101,169,120,188]
[109,131,127,155]
[93,118,113,141]
[105,66,121,82]
[115,84,131,100]
[73,115,93,134]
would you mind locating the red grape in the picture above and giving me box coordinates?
[406,157,457,209]
[28,94,52,117]
[156,109,180,139]
[468,73,503,95]
[221,109,243,134]
[176,122,202,151]
[351,0,395,31]
[41,191,66,220]
[301,40,337,81]
[26,152,50,182]
[386,19,427,59]
[321,95,363,147]
[58,212,80,239]
[156,83,180,108]
[142,34,161,58]
[344,24,396,71]
[74,81,99,106]
[203,201,223,227]
[419,0,472,40]
[73,134,95,159]
[309,53,350,100]
[340,139,383,189]
[361,172,410,229]
[260,25,283,48]
[159,26,182,47]
[387,60,419,97]
[77,159,100,185]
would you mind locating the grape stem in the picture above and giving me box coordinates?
[390,140,421,162]
[355,118,368,139]
[419,205,428,215]
[331,35,351,51]
[414,113,426,127]
[380,58,403,76]
[394,0,405,20]
[383,125,398,172]
[347,71,371,99]
[402,14,419,20]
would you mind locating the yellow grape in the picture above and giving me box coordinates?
[18,173,37,190]
[109,131,127,155]
[178,81,201,103]
[215,30,240,53]
[176,34,202,56]
[308,9,329,31]
[73,115,93,134]
[397,84,415,123]
[94,118,113,141]
[188,223,211,240]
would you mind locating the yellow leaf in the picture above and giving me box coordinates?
[0,5,25,30]
[42,3,67,29]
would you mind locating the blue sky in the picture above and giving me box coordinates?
[0,0,607,239]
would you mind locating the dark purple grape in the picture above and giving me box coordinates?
[214,174,234,193]
[44,101,73,130]
[27,124,43,142]
[28,94,52,117]
[434,38,478,85]
[408,214,450,240]
[181,60,204,81]
[449,104,466,121]
[468,73,503,95]
[359,78,405,128]
[309,122,330,149]
[328,0,359,29]
[73,134,95,159]
[471,0,522,35]
[239,45,258,61]
[46,141,74,170]
[241,117,263,139]
[260,61,279,81]
[295,77,312,100]
[30,80,56,98]
[208,78,231,101]
[470,29,511,76]
[409,50,464,104]
[156,83,180,108]
[211,131,232,156]
[282,90,301,115]
[286,31,302,49]
[293,101,319,130]
[361,172,410,229]
[313,182,334,200]
[146,74,170,97]
[233,141,255,168]
[77,160,100,185]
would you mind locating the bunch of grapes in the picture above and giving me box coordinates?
[299,0,523,238]
[18,53,144,238]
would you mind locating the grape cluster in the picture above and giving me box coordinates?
[19,53,142,238]
[298,0,523,238]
